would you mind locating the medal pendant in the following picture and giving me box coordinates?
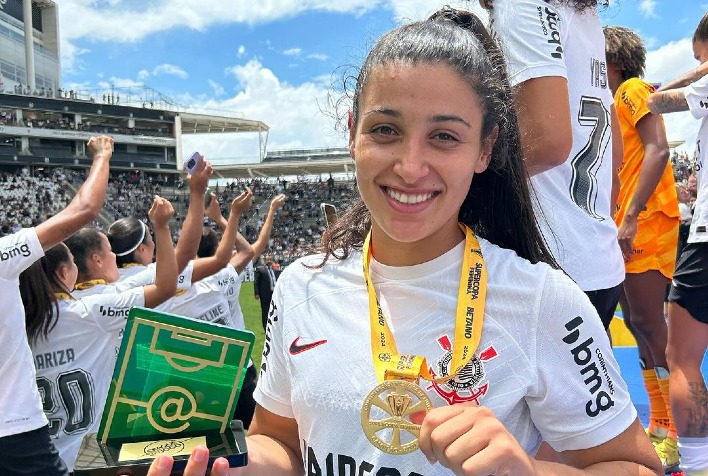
[360,380,433,454]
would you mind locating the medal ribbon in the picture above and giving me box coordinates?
[362,223,487,384]
[74,279,108,290]
[54,292,72,301]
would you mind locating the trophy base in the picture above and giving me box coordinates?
[73,420,247,475]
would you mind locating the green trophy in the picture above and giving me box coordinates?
[74,307,254,475]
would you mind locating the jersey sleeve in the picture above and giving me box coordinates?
[81,287,146,333]
[489,0,567,86]
[114,264,156,292]
[0,228,44,279]
[177,260,194,290]
[253,278,294,418]
[684,75,708,119]
[618,78,654,127]
[526,269,636,452]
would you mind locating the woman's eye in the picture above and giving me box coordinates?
[371,125,396,136]
[433,132,458,142]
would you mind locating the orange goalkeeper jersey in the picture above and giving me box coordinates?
[613,77,679,225]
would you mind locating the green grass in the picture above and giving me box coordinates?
[239,281,265,370]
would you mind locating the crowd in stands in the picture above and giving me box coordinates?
[0,161,698,268]
[0,167,74,236]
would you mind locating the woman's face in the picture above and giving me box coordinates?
[138,230,155,264]
[350,62,493,265]
[61,247,79,291]
[693,39,708,64]
[97,232,120,282]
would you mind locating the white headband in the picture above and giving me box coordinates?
[115,221,148,257]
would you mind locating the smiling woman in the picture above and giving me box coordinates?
[146,6,662,476]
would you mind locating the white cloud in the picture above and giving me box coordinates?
[638,0,658,18]
[152,64,188,79]
[208,79,225,96]
[237,45,246,57]
[137,69,150,80]
[388,0,488,23]
[307,53,329,61]
[646,38,701,147]
[57,0,384,72]
[182,59,349,163]
[283,48,302,57]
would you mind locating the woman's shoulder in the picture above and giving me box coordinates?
[280,249,362,278]
[480,238,574,291]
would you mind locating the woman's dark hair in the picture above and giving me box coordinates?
[319,7,557,268]
[693,12,708,44]
[65,227,104,280]
[481,0,608,12]
[603,26,646,80]
[20,243,72,345]
[197,228,219,258]
[107,218,148,267]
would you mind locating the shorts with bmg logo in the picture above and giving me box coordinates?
[668,242,708,323]
[624,211,679,279]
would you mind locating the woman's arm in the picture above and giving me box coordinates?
[36,136,113,249]
[143,196,178,308]
[616,113,670,259]
[192,189,253,282]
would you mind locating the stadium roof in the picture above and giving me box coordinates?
[178,112,269,134]
[210,147,354,179]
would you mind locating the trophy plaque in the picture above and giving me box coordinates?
[74,307,254,475]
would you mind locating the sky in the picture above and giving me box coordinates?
[54,0,708,165]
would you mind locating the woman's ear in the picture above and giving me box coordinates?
[476,124,499,173]
[348,109,356,161]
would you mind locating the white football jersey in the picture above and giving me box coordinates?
[31,287,145,471]
[684,75,708,243]
[489,0,624,291]
[254,240,636,475]
[0,228,47,438]
[167,274,232,327]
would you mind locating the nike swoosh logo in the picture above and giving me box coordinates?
[289,337,328,355]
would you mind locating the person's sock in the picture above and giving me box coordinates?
[678,436,708,475]
[656,366,677,440]
[643,368,669,437]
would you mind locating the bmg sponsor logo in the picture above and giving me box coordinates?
[99,306,130,318]
[537,5,563,59]
[563,316,615,417]
[0,243,31,261]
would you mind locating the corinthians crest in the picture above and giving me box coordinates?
[426,335,498,405]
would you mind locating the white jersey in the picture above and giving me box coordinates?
[489,0,624,291]
[0,228,46,438]
[116,260,194,293]
[254,240,637,474]
[684,75,708,243]
[167,274,232,327]
[220,264,246,330]
[31,288,145,471]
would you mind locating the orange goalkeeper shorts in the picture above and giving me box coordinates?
[625,211,679,279]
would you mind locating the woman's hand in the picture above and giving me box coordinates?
[148,195,175,228]
[187,156,213,194]
[147,446,230,476]
[231,187,254,215]
[617,215,638,261]
[418,404,536,476]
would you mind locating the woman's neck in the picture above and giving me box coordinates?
[370,224,465,267]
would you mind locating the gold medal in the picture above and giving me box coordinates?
[361,380,433,454]
[360,224,488,455]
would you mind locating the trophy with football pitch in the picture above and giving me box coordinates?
[74,307,254,475]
